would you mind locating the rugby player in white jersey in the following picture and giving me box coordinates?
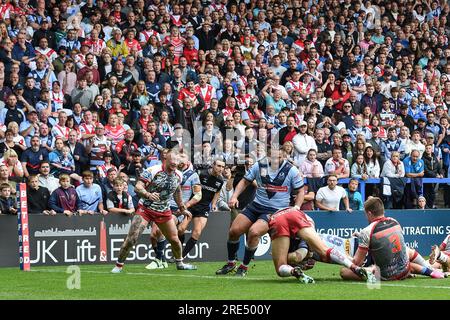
[429,235,450,272]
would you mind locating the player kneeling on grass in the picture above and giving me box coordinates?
[267,207,376,284]
[111,151,197,273]
[340,197,445,281]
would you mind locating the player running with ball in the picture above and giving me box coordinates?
[112,151,197,273]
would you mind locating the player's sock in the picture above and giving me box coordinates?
[311,252,321,261]
[182,237,198,258]
[115,262,124,268]
[438,252,449,263]
[179,234,185,245]
[227,240,240,262]
[175,258,184,267]
[278,264,294,277]
[325,248,353,269]
[410,251,432,268]
[156,238,166,261]
[420,266,433,276]
[242,246,257,266]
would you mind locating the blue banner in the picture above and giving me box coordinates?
[240,210,450,260]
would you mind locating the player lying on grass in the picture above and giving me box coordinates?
[266,207,376,284]
[339,197,445,281]
[429,235,450,272]
[290,232,445,280]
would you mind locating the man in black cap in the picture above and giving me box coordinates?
[32,20,56,49]
[242,97,264,128]
[367,126,383,159]
[195,21,216,51]
[52,46,69,75]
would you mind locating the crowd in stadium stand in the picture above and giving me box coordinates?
[0,0,450,215]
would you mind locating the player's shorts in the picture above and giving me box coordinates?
[242,202,278,223]
[289,237,309,253]
[383,264,411,281]
[268,208,313,240]
[191,209,209,218]
[136,204,172,224]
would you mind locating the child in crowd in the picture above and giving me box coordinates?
[0,183,17,215]
[417,196,427,210]
[106,177,134,215]
[26,175,54,215]
[97,152,119,179]
[48,174,78,216]
[342,178,364,211]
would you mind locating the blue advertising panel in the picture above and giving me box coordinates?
[240,210,450,261]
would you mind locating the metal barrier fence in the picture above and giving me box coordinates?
[306,177,450,203]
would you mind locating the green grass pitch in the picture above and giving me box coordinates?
[1,261,450,300]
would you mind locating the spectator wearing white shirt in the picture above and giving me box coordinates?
[324,147,350,178]
[405,130,425,158]
[315,174,351,212]
[292,121,317,167]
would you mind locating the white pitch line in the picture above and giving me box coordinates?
[29,269,450,290]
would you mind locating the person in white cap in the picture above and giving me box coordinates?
[292,120,317,167]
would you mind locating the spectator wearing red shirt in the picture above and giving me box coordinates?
[331,81,351,112]
[183,38,199,65]
[115,129,138,166]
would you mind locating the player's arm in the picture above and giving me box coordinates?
[135,180,159,201]
[292,169,305,209]
[228,178,252,208]
[174,185,191,218]
[352,247,368,266]
[184,184,202,209]
[293,186,305,209]
[211,190,221,212]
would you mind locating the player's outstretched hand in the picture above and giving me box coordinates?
[228,197,239,209]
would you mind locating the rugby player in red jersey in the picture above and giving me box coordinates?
[267,207,376,283]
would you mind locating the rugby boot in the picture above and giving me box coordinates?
[292,266,315,284]
[176,262,197,270]
[215,262,237,275]
[430,270,446,279]
[111,265,123,274]
[356,266,377,284]
[235,265,248,277]
[429,245,440,265]
[145,259,169,270]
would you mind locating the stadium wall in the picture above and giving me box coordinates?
[1,210,450,267]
